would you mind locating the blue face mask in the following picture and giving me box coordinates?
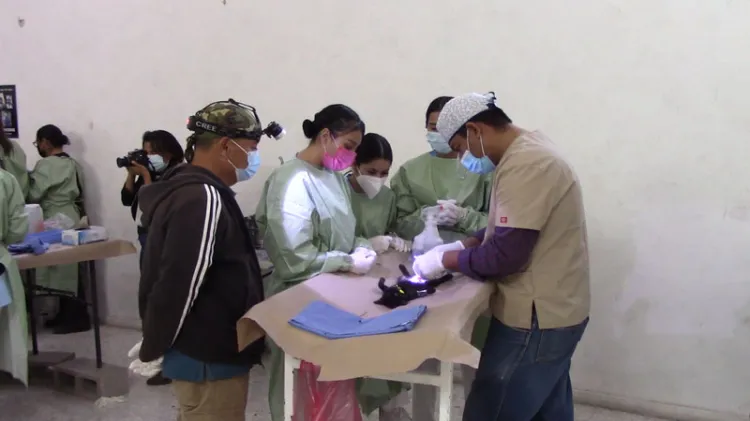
[460,134,496,175]
[236,150,260,183]
[426,131,452,154]
[148,154,167,172]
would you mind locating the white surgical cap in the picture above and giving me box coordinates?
[436,92,497,142]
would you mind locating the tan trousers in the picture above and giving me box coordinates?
[172,373,249,421]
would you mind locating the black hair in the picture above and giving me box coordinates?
[354,133,393,166]
[425,96,453,127]
[455,104,513,138]
[143,130,185,165]
[0,118,12,156]
[302,104,365,142]
[36,124,70,148]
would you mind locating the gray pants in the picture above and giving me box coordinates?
[412,360,475,421]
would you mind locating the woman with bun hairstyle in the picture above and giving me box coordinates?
[256,104,377,421]
[27,124,89,334]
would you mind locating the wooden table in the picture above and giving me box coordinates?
[14,239,137,397]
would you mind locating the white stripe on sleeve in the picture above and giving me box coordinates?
[171,184,222,344]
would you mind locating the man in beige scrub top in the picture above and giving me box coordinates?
[412,92,591,421]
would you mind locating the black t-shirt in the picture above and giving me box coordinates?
[121,164,177,224]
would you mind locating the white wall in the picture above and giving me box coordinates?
[2,0,749,418]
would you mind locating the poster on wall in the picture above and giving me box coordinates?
[0,85,18,139]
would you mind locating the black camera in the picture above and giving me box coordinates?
[116,149,150,168]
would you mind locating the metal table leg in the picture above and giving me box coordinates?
[24,268,76,367]
[24,269,38,355]
[88,261,103,368]
[283,353,297,421]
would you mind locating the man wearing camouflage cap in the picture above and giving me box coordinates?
[133,99,282,420]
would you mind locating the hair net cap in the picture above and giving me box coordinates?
[436,92,497,142]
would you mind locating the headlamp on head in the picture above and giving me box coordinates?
[186,98,285,141]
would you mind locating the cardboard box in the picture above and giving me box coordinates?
[237,251,493,381]
[61,226,108,246]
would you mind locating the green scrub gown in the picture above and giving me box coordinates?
[0,141,29,196]
[0,169,30,385]
[390,152,493,243]
[347,177,398,239]
[390,152,492,350]
[255,158,372,421]
[27,155,84,295]
[346,176,408,415]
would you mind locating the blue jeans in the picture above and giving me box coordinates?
[463,313,588,421]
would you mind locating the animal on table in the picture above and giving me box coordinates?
[374,264,453,309]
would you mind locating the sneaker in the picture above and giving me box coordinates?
[146,371,172,386]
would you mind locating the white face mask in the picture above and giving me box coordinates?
[356,174,386,199]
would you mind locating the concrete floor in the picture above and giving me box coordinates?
[0,326,667,421]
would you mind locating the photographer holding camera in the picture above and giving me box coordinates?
[120,130,183,386]
[121,130,184,245]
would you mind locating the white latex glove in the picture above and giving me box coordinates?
[127,339,142,359]
[349,247,377,274]
[388,235,412,252]
[368,235,393,254]
[435,210,458,226]
[129,357,163,378]
[412,249,447,280]
[127,339,163,377]
[430,240,465,253]
[437,200,469,225]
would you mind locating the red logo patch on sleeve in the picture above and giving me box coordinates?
[500,216,508,224]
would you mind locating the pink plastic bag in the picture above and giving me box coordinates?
[293,361,363,421]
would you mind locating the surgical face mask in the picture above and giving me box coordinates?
[356,174,386,199]
[227,140,259,183]
[460,133,496,175]
[148,154,167,172]
[426,131,452,154]
[322,135,356,171]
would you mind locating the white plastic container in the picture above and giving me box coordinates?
[24,204,44,234]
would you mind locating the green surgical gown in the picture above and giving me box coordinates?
[390,152,492,352]
[0,169,30,385]
[255,158,373,421]
[347,176,399,239]
[390,152,493,243]
[346,176,408,414]
[27,155,84,295]
[0,141,29,196]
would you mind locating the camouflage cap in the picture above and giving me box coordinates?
[190,100,262,141]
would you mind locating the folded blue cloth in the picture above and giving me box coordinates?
[289,300,427,339]
[8,238,49,255]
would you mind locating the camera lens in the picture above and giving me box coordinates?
[265,122,285,140]
[116,157,130,168]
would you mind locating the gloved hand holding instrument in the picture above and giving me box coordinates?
[412,247,450,280]
[127,339,163,378]
[368,235,412,254]
[388,233,412,252]
[436,199,469,227]
[368,236,392,254]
